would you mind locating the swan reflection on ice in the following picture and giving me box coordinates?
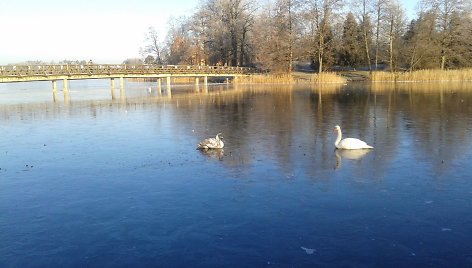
[334,148,371,169]
[199,148,225,160]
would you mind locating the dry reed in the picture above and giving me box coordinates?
[371,69,472,82]
[237,72,346,84]
[370,81,472,93]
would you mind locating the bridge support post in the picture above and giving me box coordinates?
[62,79,70,104]
[52,80,58,102]
[62,78,68,92]
[157,78,162,96]
[117,77,125,101]
[233,76,238,83]
[119,87,125,102]
[203,76,209,93]
[195,77,200,92]
[110,78,115,99]
[166,76,171,96]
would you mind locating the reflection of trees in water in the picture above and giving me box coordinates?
[3,82,472,179]
[392,83,472,176]
[173,85,300,171]
[369,82,472,177]
[0,102,130,121]
[304,83,393,179]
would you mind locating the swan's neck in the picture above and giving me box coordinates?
[215,135,223,148]
[335,128,342,146]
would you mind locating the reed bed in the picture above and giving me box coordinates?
[307,72,347,83]
[371,69,472,82]
[238,72,346,84]
[237,73,294,83]
[370,80,472,93]
[128,77,197,83]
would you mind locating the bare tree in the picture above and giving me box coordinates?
[251,1,279,70]
[352,0,373,71]
[372,0,388,70]
[164,16,201,65]
[182,0,257,66]
[156,0,472,71]
[218,0,256,66]
[305,0,344,72]
[123,58,144,65]
[384,0,405,72]
[141,27,163,64]
[281,0,298,72]
[419,0,468,69]
[268,0,299,72]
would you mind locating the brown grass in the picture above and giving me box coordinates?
[371,69,472,82]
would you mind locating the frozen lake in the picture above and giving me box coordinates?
[1,80,472,267]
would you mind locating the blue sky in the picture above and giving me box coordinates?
[0,0,418,65]
[401,0,419,19]
[0,0,198,64]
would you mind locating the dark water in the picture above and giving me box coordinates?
[1,81,472,267]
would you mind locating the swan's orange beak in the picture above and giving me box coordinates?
[333,127,337,132]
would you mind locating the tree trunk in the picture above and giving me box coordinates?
[389,39,394,72]
[440,52,446,70]
[363,27,372,72]
[389,18,394,72]
[408,44,417,73]
[375,4,381,71]
[231,30,238,66]
[288,0,293,74]
[318,33,324,73]
[239,29,246,66]
[362,1,372,72]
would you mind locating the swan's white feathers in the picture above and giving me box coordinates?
[334,126,373,150]
[196,133,224,149]
[337,138,373,149]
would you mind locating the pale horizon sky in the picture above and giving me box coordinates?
[0,0,418,65]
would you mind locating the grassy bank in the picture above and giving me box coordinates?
[370,69,472,82]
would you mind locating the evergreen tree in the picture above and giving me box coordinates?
[340,12,362,67]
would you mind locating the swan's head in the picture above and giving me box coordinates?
[216,133,223,140]
[333,125,341,132]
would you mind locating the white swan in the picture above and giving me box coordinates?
[333,125,373,149]
[196,133,224,149]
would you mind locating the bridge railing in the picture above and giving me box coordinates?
[0,64,257,78]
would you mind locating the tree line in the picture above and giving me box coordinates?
[142,0,472,73]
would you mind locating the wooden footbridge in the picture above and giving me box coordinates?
[0,64,257,92]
